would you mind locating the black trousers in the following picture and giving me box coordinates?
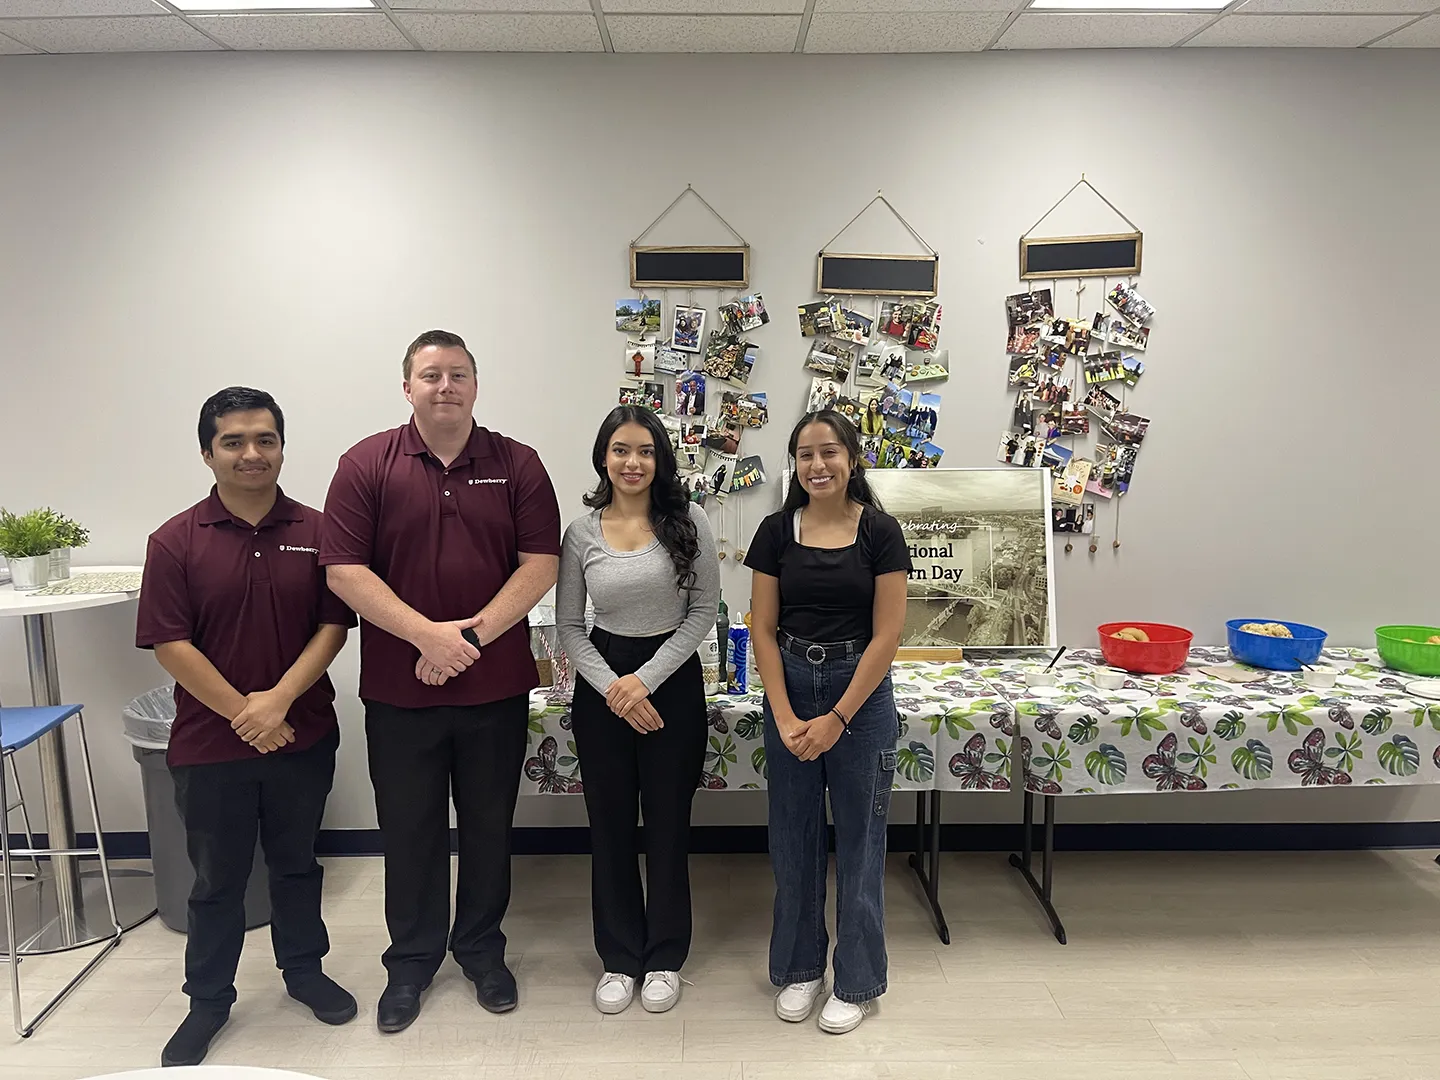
[170,728,338,1012]
[571,629,707,976]
[364,695,528,985]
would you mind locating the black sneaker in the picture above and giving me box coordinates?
[286,972,358,1025]
[160,1008,230,1067]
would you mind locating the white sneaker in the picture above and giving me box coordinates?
[641,970,683,1013]
[818,994,869,1034]
[594,972,635,1014]
[775,978,825,1023]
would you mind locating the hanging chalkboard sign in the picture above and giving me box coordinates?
[630,245,750,289]
[817,253,939,297]
[1020,232,1142,280]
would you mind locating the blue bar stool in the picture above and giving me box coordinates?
[1,704,123,1037]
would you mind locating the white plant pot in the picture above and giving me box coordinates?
[49,546,72,580]
[8,554,51,592]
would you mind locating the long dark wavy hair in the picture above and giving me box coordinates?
[781,409,885,515]
[585,406,700,592]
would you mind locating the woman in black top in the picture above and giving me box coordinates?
[744,409,911,1036]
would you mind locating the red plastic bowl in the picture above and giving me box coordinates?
[1097,622,1194,674]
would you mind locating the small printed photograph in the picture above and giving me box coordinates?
[672,306,706,353]
[1041,441,1072,471]
[1094,312,1150,352]
[616,298,661,334]
[679,419,707,448]
[719,294,767,336]
[798,301,840,337]
[1082,386,1121,424]
[679,465,709,506]
[703,331,743,381]
[705,449,738,500]
[661,414,683,449]
[1051,457,1093,507]
[914,440,944,469]
[860,433,882,469]
[1008,322,1043,358]
[898,391,941,441]
[997,430,1050,469]
[617,381,665,413]
[622,342,656,379]
[878,380,912,421]
[722,343,759,389]
[1107,281,1156,325]
[908,302,942,351]
[1087,442,1138,498]
[877,436,914,470]
[834,308,874,345]
[1060,406,1091,435]
[1083,352,1126,386]
[1101,410,1150,446]
[1034,407,1061,441]
[721,390,769,428]
[675,370,706,417]
[1033,370,1072,406]
[654,342,689,375]
[807,376,845,413]
[1008,354,1041,390]
[1120,354,1144,388]
[1036,340,1069,371]
[1006,289,1054,343]
[704,419,743,456]
[878,300,911,339]
[831,393,865,427]
[906,349,949,383]
[1011,393,1036,433]
[1052,503,1096,535]
[731,455,767,491]
[858,393,888,438]
[1044,317,1091,356]
[804,340,855,381]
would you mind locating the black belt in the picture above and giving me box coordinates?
[777,632,869,665]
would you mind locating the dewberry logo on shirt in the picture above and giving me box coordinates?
[280,544,319,554]
[468,478,508,485]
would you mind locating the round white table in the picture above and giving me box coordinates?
[0,565,156,953]
[85,1069,323,1079]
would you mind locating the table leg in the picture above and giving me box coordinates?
[1007,791,1067,945]
[906,791,951,945]
[22,613,81,945]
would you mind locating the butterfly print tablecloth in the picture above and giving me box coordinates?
[522,661,1019,796]
[997,648,1440,795]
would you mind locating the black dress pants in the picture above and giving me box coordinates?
[170,728,338,1012]
[364,695,528,985]
[571,629,707,977]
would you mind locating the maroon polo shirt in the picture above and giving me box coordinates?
[135,488,356,767]
[319,419,560,709]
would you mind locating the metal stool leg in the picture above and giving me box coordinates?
[4,754,42,878]
[1,751,23,1037]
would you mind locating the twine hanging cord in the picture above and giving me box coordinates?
[820,191,936,256]
[633,184,748,248]
[1021,176,1141,239]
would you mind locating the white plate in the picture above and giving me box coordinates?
[1407,680,1440,701]
[1110,688,1151,701]
[1026,686,1062,698]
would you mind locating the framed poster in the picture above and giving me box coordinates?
[867,468,1057,651]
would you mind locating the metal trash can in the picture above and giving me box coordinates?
[123,686,271,934]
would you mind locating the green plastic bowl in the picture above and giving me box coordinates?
[1376,625,1440,677]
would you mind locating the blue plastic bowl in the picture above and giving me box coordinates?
[1226,620,1327,671]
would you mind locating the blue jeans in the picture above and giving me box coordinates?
[763,645,897,1003]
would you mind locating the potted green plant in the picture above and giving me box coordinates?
[47,511,90,581]
[0,508,60,592]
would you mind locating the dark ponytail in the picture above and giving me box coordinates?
[780,409,885,516]
[585,406,701,592]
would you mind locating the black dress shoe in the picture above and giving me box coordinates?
[286,972,358,1025]
[467,964,518,1014]
[376,982,429,1034]
[161,1008,229,1067]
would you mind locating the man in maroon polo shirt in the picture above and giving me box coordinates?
[135,387,358,1068]
[321,329,560,1032]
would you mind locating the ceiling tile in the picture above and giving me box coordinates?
[395,12,602,50]
[1370,12,1440,43]
[0,14,220,51]
[805,11,1008,51]
[195,13,411,49]
[1186,12,1413,45]
[0,29,37,52]
[815,0,1014,10]
[996,11,1211,47]
[1238,0,1434,12]
[387,0,591,10]
[608,13,799,50]
[604,0,804,12]
[0,0,164,15]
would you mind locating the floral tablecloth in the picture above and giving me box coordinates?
[522,661,1019,795]
[994,647,1440,795]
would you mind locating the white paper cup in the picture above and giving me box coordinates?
[1095,670,1126,690]
[1302,668,1337,689]
[1025,670,1057,688]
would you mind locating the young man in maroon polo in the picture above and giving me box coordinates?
[321,329,560,1033]
[135,387,358,1068]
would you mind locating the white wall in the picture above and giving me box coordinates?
[1,50,1437,836]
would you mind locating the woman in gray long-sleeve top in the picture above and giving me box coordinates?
[556,406,720,1018]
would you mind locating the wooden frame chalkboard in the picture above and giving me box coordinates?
[817,253,939,297]
[630,246,749,289]
[1020,233,1142,280]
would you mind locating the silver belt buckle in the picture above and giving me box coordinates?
[805,644,827,665]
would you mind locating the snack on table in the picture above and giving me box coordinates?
[1239,622,1293,638]
[1112,627,1150,642]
